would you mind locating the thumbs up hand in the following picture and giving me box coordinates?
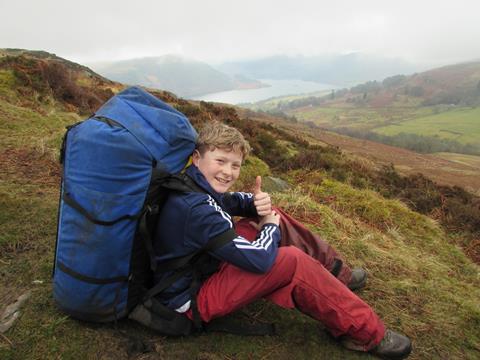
[253,176,272,216]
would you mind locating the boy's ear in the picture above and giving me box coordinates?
[192,149,201,166]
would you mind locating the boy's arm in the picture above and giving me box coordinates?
[213,224,281,273]
[189,200,281,274]
[222,192,257,217]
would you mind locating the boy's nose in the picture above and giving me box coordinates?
[222,165,232,176]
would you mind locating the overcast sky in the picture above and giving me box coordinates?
[1,0,479,67]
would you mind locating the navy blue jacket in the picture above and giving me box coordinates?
[153,165,281,311]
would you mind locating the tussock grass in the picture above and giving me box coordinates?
[0,98,80,153]
[272,183,480,359]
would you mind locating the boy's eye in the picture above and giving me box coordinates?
[232,164,240,170]
[216,159,224,164]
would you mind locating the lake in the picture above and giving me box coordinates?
[190,79,335,105]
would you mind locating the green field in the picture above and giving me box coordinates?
[374,107,480,145]
[250,91,479,148]
[290,106,433,131]
[434,152,480,168]
[245,90,331,111]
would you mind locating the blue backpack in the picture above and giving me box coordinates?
[53,86,275,337]
[53,86,198,331]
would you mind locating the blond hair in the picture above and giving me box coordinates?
[196,121,251,159]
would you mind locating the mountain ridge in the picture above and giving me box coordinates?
[89,55,266,98]
[218,53,420,86]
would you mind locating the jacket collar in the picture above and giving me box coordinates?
[185,165,224,204]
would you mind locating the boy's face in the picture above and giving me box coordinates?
[192,147,242,193]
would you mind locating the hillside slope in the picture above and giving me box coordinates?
[0,51,479,359]
[0,48,122,114]
[238,106,480,196]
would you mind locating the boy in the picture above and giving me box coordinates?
[152,121,412,359]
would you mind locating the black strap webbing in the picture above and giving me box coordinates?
[143,266,192,300]
[63,192,142,226]
[139,205,159,272]
[144,228,236,300]
[159,228,237,273]
[143,297,176,321]
[330,259,343,278]
[190,270,203,330]
[159,173,206,194]
[92,115,122,128]
[57,261,128,285]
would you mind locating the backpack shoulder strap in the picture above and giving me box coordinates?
[159,173,205,194]
[140,171,207,273]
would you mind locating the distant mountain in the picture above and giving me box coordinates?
[332,60,480,107]
[89,55,264,98]
[218,53,419,86]
[87,53,419,99]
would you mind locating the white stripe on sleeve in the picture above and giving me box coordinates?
[206,195,233,228]
[233,225,276,251]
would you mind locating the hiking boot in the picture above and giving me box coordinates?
[347,268,367,291]
[370,329,412,359]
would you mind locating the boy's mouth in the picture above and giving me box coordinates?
[215,177,230,184]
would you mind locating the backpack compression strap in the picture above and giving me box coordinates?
[63,192,143,226]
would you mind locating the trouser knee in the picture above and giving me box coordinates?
[273,246,306,274]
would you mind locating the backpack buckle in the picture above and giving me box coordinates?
[147,204,159,216]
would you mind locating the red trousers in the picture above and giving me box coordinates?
[187,208,385,350]
[236,207,352,284]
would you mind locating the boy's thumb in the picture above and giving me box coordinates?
[254,176,262,194]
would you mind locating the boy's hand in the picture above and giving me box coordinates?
[253,176,272,216]
[249,210,280,230]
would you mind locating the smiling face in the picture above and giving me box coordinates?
[192,147,242,193]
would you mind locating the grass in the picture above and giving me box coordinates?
[271,97,480,151]
[273,181,480,359]
[289,106,433,132]
[374,107,480,146]
[245,90,331,111]
[232,156,271,192]
[1,83,479,359]
[0,70,17,101]
[0,98,81,154]
[0,176,372,360]
[433,152,480,168]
